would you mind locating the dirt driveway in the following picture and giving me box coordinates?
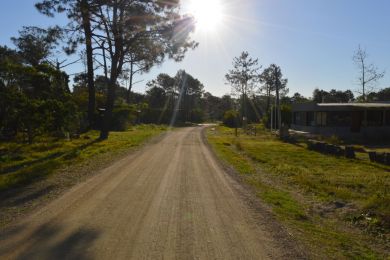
[0,127,304,259]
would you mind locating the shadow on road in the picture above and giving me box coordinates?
[0,223,100,259]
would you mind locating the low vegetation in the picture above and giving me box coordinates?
[207,125,389,259]
[0,125,166,192]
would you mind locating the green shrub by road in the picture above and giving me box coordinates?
[207,126,389,259]
[0,125,167,192]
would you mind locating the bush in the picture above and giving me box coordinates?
[223,110,239,128]
[110,105,136,131]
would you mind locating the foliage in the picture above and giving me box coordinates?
[223,110,240,128]
[290,92,309,103]
[225,51,261,119]
[144,70,205,125]
[11,26,63,67]
[259,64,289,112]
[367,87,390,101]
[313,88,355,103]
[110,105,137,131]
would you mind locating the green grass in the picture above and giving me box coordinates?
[207,126,389,259]
[0,125,167,191]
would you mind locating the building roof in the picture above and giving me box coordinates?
[293,102,390,112]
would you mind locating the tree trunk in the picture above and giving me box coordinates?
[276,81,281,132]
[100,75,117,140]
[81,0,95,129]
[266,86,271,117]
[126,62,134,104]
[100,51,124,139]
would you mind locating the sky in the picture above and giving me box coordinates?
[1,0,390,97]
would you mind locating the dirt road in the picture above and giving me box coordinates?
[0,127,304,259]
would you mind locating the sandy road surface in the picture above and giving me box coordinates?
[0,127,304,259]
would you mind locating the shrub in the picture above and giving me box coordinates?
[110,105,136,131]
[223,110,240,128]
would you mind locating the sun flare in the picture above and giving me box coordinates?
[189,0,224,32]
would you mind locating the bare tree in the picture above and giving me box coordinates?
[353,45,385,101]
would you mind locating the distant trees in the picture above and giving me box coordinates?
[367,87,390,101]
[144,70,204,124]
[290,92,309,104]
[225,51,261,124]
[312,88,354,103]
[353,45,385,102]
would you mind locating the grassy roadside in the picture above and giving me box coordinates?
[0,125,167,192]
[206,125,389,259]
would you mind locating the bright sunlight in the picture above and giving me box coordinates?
[189,0,224,32]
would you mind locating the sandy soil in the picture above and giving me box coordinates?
[0,127,305,259]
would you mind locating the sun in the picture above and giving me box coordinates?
[189,0,224,32]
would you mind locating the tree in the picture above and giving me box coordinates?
[11,26,62,67]
[367,87,390,101]
[91,1,196,139]
[122,36,168,104]
[147,73,177,115]
[313,88,354,103]
[353,45,385,101]
[261,64,288,131]
[225,51,261,124]
[291,92,309,104]
[260,66,276,112]
[175,70,204,122]
[36,0,99,128]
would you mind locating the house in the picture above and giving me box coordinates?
[291,102,390,139]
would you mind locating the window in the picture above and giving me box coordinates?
[367,110,383,126]
[327,111,351,127]
[316,112,327,126]
[386,110,390,126]
[293,112,305,125]
[306,112,315,126]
